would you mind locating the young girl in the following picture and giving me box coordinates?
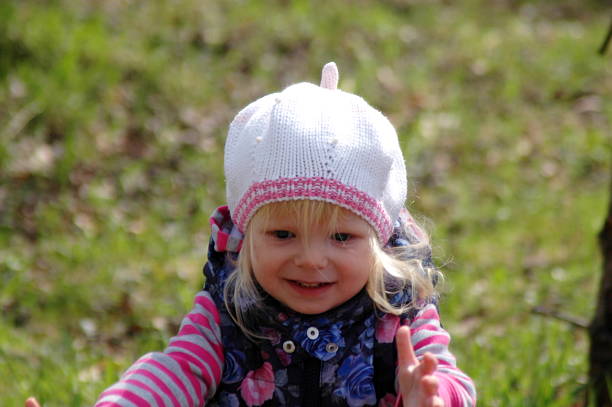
[32,62,476,407]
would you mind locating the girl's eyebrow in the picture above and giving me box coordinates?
[264,221,296,230]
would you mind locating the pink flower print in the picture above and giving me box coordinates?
[375,314,400,343]
[275,347,292,367]
[378,393,398,407]
[262,328,281,345]
[239,362,275,406]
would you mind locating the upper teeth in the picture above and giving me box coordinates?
[297,282,324,288]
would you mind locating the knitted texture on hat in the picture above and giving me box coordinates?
[224,62,407,242]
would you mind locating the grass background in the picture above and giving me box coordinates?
[1,0,611,405]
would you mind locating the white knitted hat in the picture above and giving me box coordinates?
[224,62,407,242]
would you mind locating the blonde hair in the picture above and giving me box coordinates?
[224,200,440,337]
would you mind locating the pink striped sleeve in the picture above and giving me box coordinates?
[403,304,477,407]
[94,291,224,407]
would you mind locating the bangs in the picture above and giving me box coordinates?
[248,200,372,239]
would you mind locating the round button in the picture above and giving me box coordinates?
[282,340,295,353]
[306,327,319,340]
[325,342,339,353]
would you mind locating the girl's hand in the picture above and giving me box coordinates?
[396,326,445,407]
[25,397,41,407]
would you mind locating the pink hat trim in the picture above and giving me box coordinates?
[233,177,392,241]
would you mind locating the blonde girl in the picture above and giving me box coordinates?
[71,62,476,407]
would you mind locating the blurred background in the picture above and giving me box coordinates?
[1,0,610,405]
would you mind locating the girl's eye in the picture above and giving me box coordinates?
[272,230,294,239]
[332,233,351,242]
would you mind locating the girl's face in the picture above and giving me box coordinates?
[249,206,374,315]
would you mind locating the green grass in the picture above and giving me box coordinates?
[1,0,611,405]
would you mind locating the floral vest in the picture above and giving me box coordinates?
[203,208,434,407]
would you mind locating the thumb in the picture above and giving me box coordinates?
[396,325,418,368]
[25,397,41,407]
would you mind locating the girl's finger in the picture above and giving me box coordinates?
[423,395,444,407]
[418,352,438,376]
[431,396,444,407]
[421,375,439,397]
[396,325,418,368]
[25,398,41,407]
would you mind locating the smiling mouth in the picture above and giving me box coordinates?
[290,280,333,288]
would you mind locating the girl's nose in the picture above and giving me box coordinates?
[294,243,328,269]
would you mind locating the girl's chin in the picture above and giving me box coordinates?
[260,279,364,315]
[286,303,334,315]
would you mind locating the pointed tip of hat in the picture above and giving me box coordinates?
[320,62,339,90]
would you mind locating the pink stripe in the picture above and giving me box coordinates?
[171,339,223,367]
[412,323,445,333]
[127,367,181,407]
[148,359,193,405]
[437,358,454,367]
[195,294,222,324]
[168,349,223,385]
[177,324,220,349]
[413,335,448,350]
[156,357,204,405]
[435,372,476,406]
[178,324,200,336]
[98,388,148,406]
[217,205,230,218]
[233,177,392,240]
[172,338,221,355]
[414,307,439,321]
[187,311,218,329]
[124,378,166,406]
[176,361,204,403]
[239,178,386,234]
[187,312,216,332]
[177,322,220,344]
[216,232,229,251]
[210,206,230,227]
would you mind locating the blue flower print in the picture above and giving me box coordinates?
[296,321,345,362]
[222,350,246,384]
[334,355,376,407]
[216,391,240,407]
[358,316,375,348]
[352,316,375,353]
[321,362,339,385]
